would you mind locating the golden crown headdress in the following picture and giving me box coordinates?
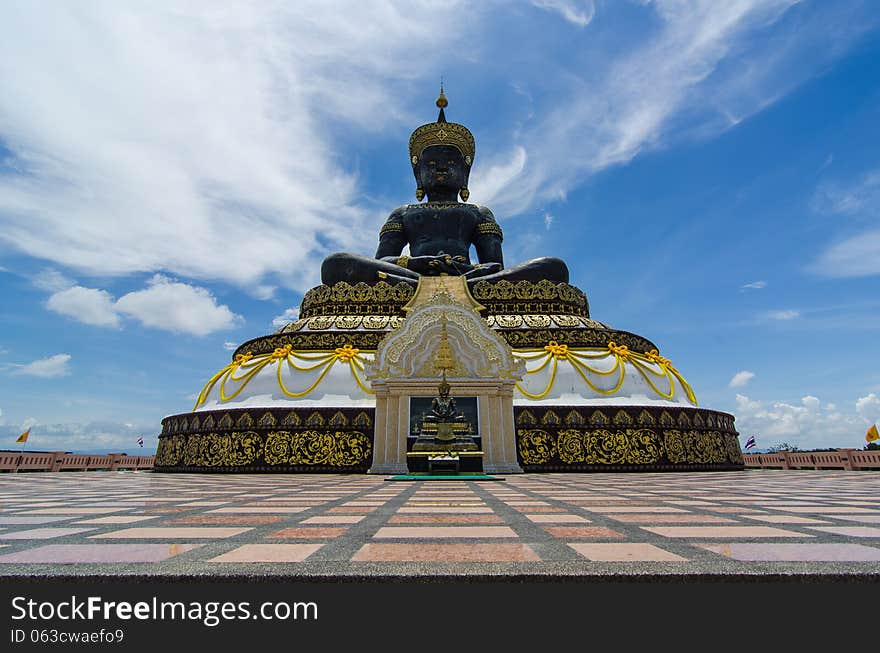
[408,87,475,167]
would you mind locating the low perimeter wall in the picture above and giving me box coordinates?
[0,452,154,473]
[3,449,877,473]
[743,449,880,471]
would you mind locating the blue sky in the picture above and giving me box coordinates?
[1,1,879,454]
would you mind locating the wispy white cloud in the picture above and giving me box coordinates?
[811,168,880,277]
[741,280,766,290]
[115,275,242,336]
[11,353,72,378]
[0,3,473,292]
[813,169,880,216]
[856,393,880,423]
[543,213,554,230]
[813,231,880,278]
[473,1,874,215]
[728,370,755,388]
[46,286,121,327]
[272,307,300,329]
[735,392,874,449]
[765,309,799,321]
[42,274,240,335]
[252,285,276,301]
[531,0,595,27]
[223,341,238,351]
[32,269,75,293]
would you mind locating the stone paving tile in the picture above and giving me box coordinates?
[0,527,97,539]
[168,515,285,525]
[300,515,365,524]
[90,527,252,539]
[267,527,349,539]
[524,514,591,523]
[403,504,485,510]
[568,543,687,562]
[372,526,518,538]
[543,526,624,539]
[743,515,830,525]
[510,505,567,512]
[351,543,540,562]
[388,514,503,524]
[806,526,880,537]
[606,514,737,524]
[396,507,493,513]
[782,506,878,514]
[260,498,328,503]
[708,507,767,513]
[326,507,375,514]
[0,516,76,525]
[142,508,192,514]
[243,502,322,507]
[208,544,324,563]
[208,507,308,513]
[641,526,809,537]
[0,544,203,563]
[827,515,880,524]
[587,506,690,513]
[74,516,159,524]
[23,507,127,515]
[698,543,880,562]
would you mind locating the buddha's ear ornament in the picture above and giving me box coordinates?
[459,187,469,202]
[416,188,425,201]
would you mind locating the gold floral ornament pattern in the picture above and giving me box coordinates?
[516,428,738,467]
[155,430,370,468]
[193,345,375,410]
[513,340,697,404]
[263,430,371,466]
[516,429,556,464]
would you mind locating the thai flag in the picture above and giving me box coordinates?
[744,435,756,450]
[137,436,144,447]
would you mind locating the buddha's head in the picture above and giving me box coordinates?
[409,87,475,202]
[438,381,451,397]
[415,144,468,201]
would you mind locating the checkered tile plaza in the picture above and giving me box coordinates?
[1,470,879,577]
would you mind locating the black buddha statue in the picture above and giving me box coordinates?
[412,379,478,452]
[424,381,465,424]
[320,88,568,287]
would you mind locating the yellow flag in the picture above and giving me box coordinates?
[15,428,30,443]
[867,424,880,443]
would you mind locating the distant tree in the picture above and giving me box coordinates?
[866,442,880,451]
[769,442,800,452]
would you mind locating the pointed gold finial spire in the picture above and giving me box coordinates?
[434,313,455,375]
[436,82,448,109]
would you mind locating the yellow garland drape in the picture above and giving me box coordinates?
[513,341,697,404]
[193,345,374,410]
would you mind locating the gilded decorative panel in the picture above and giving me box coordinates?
[514,405,742,471]
[154,407,375,473]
